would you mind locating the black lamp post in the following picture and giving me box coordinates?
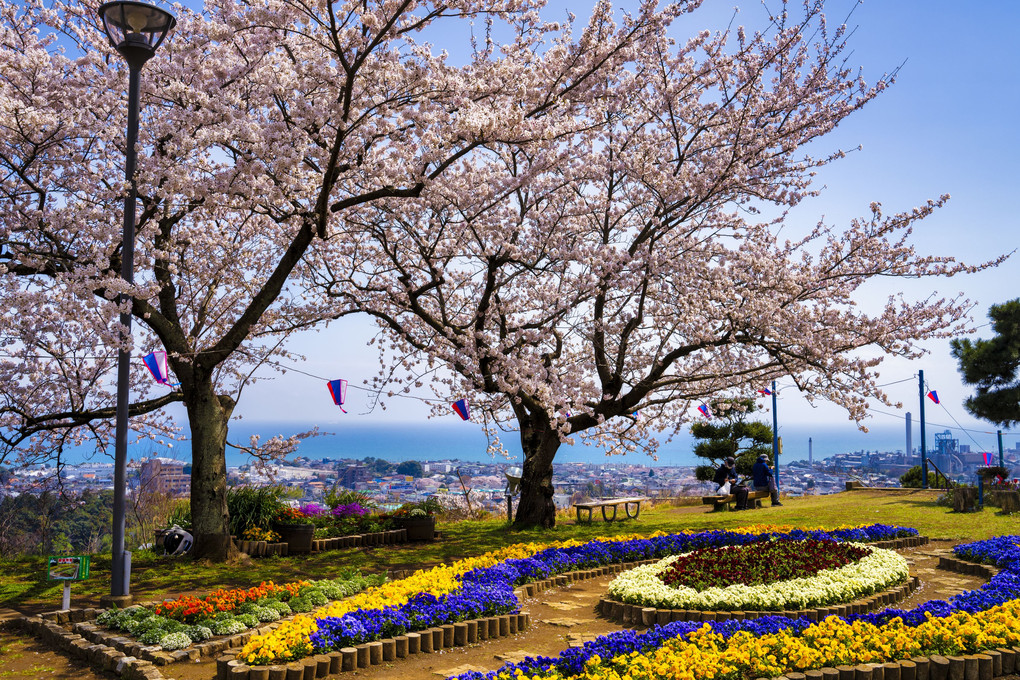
[97,0,175,602]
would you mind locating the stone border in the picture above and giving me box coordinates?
[219,612,532,680]
[764,646,1020,680]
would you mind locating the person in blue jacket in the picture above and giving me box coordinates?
[752,453,782,506]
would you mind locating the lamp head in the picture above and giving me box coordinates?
[98,1,176,70]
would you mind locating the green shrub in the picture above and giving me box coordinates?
[304,588,328,607]
[899,465,938,488]
[263,600,291,616]
[315,580,345,600]
[165,498,192,531]
[288,596,311,613]
[226,485,287,536]
[323,486,374,510]
[234,613,259,628]
[236,601,260,615]
[139,627,169,645]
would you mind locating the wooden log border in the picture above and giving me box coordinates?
[597,574,921,627]
[215,612,532,680]
[235,528,410,558]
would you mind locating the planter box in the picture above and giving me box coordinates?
[272,522,315,554]
[394,516,435,541]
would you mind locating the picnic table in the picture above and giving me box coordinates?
[573,496,650,523]
[701,489,771,511]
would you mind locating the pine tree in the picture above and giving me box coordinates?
[951,299,1020,426]
[691,399,773,482]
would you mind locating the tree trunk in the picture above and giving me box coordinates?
[185,378,238,561]
[513,419,561,529]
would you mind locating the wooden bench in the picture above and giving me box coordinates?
[574,496,650,523]
[701,489,771,511]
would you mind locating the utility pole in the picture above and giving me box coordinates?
[919,371,928,489]
[771,381,780,485]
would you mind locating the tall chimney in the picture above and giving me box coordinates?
[906,412,912,461]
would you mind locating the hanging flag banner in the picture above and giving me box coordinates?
[327,379,348,413]
[757,388,772,396]
[698,403,711,419]
[142,351,172,385]
[983,451,995,466]
[452,398,470,421]
[927,390,940,404]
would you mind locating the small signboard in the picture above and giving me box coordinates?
[47,555,90,581]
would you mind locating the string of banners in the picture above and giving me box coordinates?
[138,354,959,435]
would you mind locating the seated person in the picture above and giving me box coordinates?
[752,453,783,506]
[713,456,737,494]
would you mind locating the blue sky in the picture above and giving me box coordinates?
[144,1,1019,451]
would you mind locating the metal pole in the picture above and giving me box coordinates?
[771,380,780,485]
[111,64,141,599]
[919,370,928,489]
[999,430,1005,469]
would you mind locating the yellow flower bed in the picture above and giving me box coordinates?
[509,603,1020,680]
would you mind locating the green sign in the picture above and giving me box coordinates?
[47,555,90,581]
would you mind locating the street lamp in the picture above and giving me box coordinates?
[97,0,175,603]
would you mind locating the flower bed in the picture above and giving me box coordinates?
[238,523,915,665]
[661,538,870,588]
[95,571,383,653]
[607,542,908,611]
[448,531,1020,680]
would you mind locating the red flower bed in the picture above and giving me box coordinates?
[660,539,871,590]
[154,580,309,622]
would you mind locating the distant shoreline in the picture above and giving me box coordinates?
[37,419,1007,469]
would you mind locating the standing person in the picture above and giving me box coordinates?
[714,457,737,494]
[753,453,783,506]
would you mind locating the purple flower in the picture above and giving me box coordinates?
[331,503,368,518]
[299,502,328,516]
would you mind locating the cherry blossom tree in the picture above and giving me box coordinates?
[315,0,1004,527]
[0,0,682,558]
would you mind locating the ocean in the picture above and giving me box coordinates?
[58,418,1007,469]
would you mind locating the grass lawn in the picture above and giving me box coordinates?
[0,488,1006,614]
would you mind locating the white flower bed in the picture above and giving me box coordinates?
[607,543,909,611]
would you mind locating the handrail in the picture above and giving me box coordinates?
[925,457,955,490]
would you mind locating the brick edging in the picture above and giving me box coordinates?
[218,612,531,680]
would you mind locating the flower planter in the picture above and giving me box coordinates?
[271,522,315,554]
[394,516,435,541]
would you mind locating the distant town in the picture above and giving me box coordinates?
[4,428,1019,516]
